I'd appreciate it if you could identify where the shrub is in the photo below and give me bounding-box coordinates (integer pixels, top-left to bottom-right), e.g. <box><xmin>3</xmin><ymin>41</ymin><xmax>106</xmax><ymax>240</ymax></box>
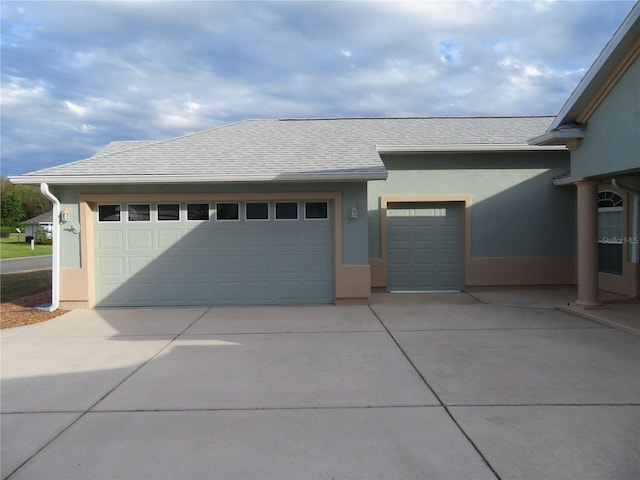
<box><xmin>1</xmin><ymin>226</ymin><xmax>14</xmax><ymax>238</ymax></box>
<box><xmin>35</xmin><ymin>228</ymin><xmax>51</xmax><ymax>245</ymax></box>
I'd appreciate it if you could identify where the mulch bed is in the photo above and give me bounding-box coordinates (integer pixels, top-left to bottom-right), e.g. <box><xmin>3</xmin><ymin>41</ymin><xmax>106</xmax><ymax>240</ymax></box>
<box><xmin>0</xmin><ymin>290</ymin><xmax>68</xmax><ymax>329</ymax></box>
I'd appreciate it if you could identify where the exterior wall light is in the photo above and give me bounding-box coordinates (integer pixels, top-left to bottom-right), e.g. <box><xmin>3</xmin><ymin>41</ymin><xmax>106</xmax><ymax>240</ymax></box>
<box><xmin>350</xmin><ymin>204</ymin><xmax>358</xmax><ymax>219</ymax></box>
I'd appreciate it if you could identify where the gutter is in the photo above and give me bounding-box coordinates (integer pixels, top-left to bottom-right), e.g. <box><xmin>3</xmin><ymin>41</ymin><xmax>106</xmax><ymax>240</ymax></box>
<box><xmin>38</xmin><ymin>183</ymin><xmax>60</xmax><ymax>312</ymax></box>
<box><xmin>9</xmin><ymin>171</ymin><xmax>388</xmax><ymax>185</ymax></box>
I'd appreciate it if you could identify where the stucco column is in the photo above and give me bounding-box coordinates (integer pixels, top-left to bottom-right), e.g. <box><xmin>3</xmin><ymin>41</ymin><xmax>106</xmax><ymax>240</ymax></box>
<box><xmin>575</xmin><ymin>180</ymin><xmax>601</xmax><ymax>307</ymax></box>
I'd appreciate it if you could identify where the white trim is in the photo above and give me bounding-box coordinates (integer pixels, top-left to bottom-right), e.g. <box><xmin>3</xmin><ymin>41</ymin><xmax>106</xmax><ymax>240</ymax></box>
<box><xmin>9</xmin><ymin>171</ymin><xmax>388</xmax><ymax>185</ymax></box>
<box><xmin>375</xmin><ymin>144</ymin><xmax>567</xmax><ymax>153</ymax></box>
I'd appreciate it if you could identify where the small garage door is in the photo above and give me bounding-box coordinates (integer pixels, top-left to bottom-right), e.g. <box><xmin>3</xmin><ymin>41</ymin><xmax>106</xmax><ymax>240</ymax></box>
<box><xmin>387</xmin><ymin>202</ymin><xmax>463</xmax><ymax>291</ymax></box>
<box><xmin>94</xmin><ymin>200</ymin><xmax>334</xmax><ymax>306</ymax></box>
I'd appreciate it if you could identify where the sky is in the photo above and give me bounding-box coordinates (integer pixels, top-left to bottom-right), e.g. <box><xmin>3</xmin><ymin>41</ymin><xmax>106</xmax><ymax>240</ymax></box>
<box><xmin>1</xmin><ymin>0</ymin><xmax>636</xmax><ymax>177</ymax></box>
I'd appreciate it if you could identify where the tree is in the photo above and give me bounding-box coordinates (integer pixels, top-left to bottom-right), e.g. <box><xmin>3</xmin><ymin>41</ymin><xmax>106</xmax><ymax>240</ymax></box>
<box><xmin>0</xmin><ymin>191</ymin><xmax>25</xmax><ymax>228</ymax></box>
<box><xmin>0</xmin><ymin>176</ymin><xmax>51</xmax><ymax>225</ymax></box>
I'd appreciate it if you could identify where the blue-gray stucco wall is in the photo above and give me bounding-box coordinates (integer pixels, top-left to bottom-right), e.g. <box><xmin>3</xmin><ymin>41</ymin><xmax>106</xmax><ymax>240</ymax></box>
<box><xmin>368</xmin><ymin>152</ymin><xmax>575</xmax><ymax>258</ymax></box>
<box><xmin>572</xmin><ymin>56</ymin><xmax>640</xmax><ymax>178</ymax></box>
<box><xmin>52</xmin><ymin>182</ymin><xmax>369</xmax><ymax>269</ymax></box>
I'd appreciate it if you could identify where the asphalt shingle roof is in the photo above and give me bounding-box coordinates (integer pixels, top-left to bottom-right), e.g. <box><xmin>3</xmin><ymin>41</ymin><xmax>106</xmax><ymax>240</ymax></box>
<box><xmin>14</xmin><ymin>117</ymin><xmax>555</xmax><ymax>183</ymax></box>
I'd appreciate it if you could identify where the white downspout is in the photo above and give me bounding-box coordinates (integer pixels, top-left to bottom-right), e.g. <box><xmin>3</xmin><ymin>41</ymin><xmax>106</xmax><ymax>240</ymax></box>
<box><xmin>39</xmin><ymin>183</ymin><xmax>60</xmax><ymax>312</ymax></box>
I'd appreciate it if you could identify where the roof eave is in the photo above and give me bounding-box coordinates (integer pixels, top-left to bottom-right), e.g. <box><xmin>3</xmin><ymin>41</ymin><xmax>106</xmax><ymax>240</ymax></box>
<box><xmin>376</xmin><ymin>144</ymin><xmax>567</xmax><ymax>153</ymax></box>
<box><xmin>527</xmin><ymin>127</ymin><xmax>586</xmax><ymax>146</ymax></box>
<box><xmin>8</xmin><ymin>171</ymin><xmax>388</xmax><ymax>186</ymax></box>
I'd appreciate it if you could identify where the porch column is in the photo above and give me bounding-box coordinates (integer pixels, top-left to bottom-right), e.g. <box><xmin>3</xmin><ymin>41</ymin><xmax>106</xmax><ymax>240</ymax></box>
<box><xmin>575</xmin><ymin>180</ymin><xmax>601</xmax><ymax>307</ymax></box>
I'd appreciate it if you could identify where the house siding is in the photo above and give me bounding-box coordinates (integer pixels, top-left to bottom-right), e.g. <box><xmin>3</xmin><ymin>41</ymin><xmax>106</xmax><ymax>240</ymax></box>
<box><xmin>368</xmin><ymin>151</ymin><xmax>576</xmax><ymax>288</ymax></box>
<box><xmin>571</xmin><ymin>56</ymin><xmax>640</xmax><ymax>179</ymax></box>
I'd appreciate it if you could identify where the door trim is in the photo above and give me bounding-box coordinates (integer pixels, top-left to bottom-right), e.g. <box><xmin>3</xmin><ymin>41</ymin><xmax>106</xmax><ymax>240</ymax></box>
<box><xmin>78</xmin><ymin>192</ymin><xmax>343</xmax><ymax>308</ymax></box>
<box><xmin>379</xmin><ymin>195</ymin><xmax>472</xmax><ymax>290</ymax></box>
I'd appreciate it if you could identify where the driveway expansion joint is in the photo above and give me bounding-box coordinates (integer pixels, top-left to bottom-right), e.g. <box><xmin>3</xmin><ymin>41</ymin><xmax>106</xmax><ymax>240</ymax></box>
<box><xmin>2</xmin><ymin>307</ymin><xmax>213</xmax><ymax>480</ymax></box>
<box><xmin>367</xmin><ymin>306</ymin><xmax>503</xmax><ymax>480</ymax></box>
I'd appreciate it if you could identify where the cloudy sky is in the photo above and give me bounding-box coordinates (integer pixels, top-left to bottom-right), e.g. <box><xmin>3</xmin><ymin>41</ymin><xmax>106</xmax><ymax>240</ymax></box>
<box><xmin>1</xmin><ymin>0</ymin><xmax>635</xmax><ymax>176</ymax></box>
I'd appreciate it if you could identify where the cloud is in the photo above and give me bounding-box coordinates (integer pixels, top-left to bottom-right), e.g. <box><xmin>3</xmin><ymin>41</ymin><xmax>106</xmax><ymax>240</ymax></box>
<box><xmin>0</xmin><ymin>0</ymin><xmax>635</xmax><ymax>175</ymax></box>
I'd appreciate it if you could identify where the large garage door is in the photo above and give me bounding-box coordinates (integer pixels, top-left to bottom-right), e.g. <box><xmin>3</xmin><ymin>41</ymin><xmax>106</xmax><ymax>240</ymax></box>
<box><xmin>387</xmin><ymin>202</ymin><xmax>463</xmax><ymax>291</ymax></box>
<box><xmin>94</xmin><ymin>200</ymin><xmax>334</xmax><ymax>306</ymax></box>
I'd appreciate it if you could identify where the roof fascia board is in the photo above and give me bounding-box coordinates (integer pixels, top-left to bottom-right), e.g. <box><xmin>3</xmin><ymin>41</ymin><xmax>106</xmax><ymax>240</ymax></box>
<box><xmin>527</xmin><ymin>127</ymin><xmax>586</xmax><ymax>146</ymax></box>
<box><xmin>550</xmin><ymin>3</ymin><xmax>640</xmax><ymax>130</ymax></box>
<box><xmin>376</xmin><ymin>144</ymin><xmax>567</xmax><ymax>153</ymax></box>
<box><xmin>8</xmin><ymin>171</ymin><xmax>388</xmax><ymax>185</ymax></box>
<box><xmin>553</xmin><ymin>175</ymin><xmax>585</xmax><ymax>186</ymax></box>
<box><xmin>576</xmin><ymin>34</ymin><xmax>640</xmax><ymax>124</ymax></box>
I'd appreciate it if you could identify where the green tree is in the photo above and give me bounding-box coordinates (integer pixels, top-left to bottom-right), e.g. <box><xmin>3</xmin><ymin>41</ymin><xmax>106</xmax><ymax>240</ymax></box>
<box><xmin>0</xmin><ymin>176</ymin><xmax>51</xmax><ymax>224</ymax></box>
<box><xmin>1</xmin><ymin>191</ymin><xmax>25</xmax><ymax>227</ymax></box>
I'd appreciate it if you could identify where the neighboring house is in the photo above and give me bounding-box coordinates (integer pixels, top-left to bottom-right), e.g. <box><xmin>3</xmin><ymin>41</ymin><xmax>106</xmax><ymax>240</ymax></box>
<box><xmin>21</xmin><ymin>211</ymin><xmax>53</xmax><ymax>239</ymax></box>
<box><xmin>9</xmin><ymin>4</ymin><xmax>639</xmax><ymax>309</ymax></box>
<box><xmin>529</xmin><ymin>2</ymin><xmax>640</xmax><ymax>306</ymax></box>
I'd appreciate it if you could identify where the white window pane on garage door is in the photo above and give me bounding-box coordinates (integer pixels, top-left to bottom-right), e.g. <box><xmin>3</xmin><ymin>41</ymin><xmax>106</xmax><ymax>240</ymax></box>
<box><xmin>94</xmin><ymin>201</ymin><xmax>334</xmax><ymax>306</ymax></box>
<box><xmin>387</xmin><ymin>202</ymin><xmax>463</xmax><ymax>292</ymax></box>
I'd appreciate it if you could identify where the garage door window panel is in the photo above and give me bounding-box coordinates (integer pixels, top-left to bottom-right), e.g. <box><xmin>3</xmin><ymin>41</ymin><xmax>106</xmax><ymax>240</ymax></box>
<box><xmin>216</xmin><ymin>203</ymin><xmax>240</xmax><ymax>221</ymax></box>
<box><xmin>128</xmin><ymin>204</ymin><xmax>151</xmax><ymax>222</ymax></box>
<box><xmin>158</xmin><ymin>204</ymin><xmax>180</xmax><ymax>221</ymax></box>
<box><xmin>98</xmin><ymin>204</ymin><xmax>121</xmax><ymax>222</ymax></box>
<box><xmin>187</xmin><ymin>203</ymin><xmax>210</xmax><ymax>221</ymax></box>
<box><xmin>276</xmin><ymin>202</ymin><xmax>298</xmax><ymax>220</ymax></box>
<box><xmin>305</xmin><ymin>202</ymin><xmax>328</xmax><ymax>220</ymax></box>
<box><xmin>246</xmin><ymin>202</ymin><xmax>269</xmax><ymax>221</ymax></box>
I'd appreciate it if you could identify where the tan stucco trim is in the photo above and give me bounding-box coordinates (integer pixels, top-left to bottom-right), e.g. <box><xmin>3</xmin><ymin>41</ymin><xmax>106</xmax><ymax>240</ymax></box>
<box><xmin>577</xmin><ymin>35</ymin><xmax>640</xmax><ymax>124</ymax></box>
<box><xmin>335</xmin><ymin>265</ymin><xmax>371</xmax><ymax>303</ymax></box>
<box><xmin>71</xmin><ymin>192</ymin><xmax>347</xmax><ymax>308</ymax></box>
<box><xmin>465</xmin><ymin>257</ymin><xmax>576</xmax><ymax>286</ymax></box>
<box><xmin>369</xmin><ymin>258</ymin><xmax>387</xmax><ymax>288</ymax></box>
<box><xmin>376</xmin><ymin>195</ymin><xmax>472</xmax><ymax>289</ymax></box>
<box><xmin>79</xmin><ymin>201</ymin><xmax>95</xmax><ymax>307</ymax></box>
<box><xmin>59</xmin><ymin>268</ymin><xmax>89</xmax><ymax>305</ymax></box>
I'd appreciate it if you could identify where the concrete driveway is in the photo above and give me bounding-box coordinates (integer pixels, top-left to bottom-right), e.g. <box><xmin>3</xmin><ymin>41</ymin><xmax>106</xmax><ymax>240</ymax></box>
<box><xmin>2</xmin><ymin>293</ymin><xmax>638</xmax><ymax>479</ymax></box>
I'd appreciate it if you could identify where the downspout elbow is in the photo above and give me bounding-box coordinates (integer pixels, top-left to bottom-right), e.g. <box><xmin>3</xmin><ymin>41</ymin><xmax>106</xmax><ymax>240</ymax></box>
<box><xmin>39</xmin><ymin>183</ymin><xmax>60</xmax><ymax>312</ymax></box>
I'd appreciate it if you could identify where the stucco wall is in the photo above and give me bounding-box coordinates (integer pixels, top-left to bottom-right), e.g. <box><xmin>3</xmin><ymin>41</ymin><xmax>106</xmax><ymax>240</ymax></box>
<box><xmin>52</xmin><ymin>182</ymin><xmax>369</xmax><ymax>270</ymax></box>
<box><xmin>571</xmin><ymin>56</ymin><xmax>640</xmax><ymax>178</ymax></box>
<box><xmin>367</xmin><ymin>152</ymin><xmax>574</xmax><ymax>260</ymax></box>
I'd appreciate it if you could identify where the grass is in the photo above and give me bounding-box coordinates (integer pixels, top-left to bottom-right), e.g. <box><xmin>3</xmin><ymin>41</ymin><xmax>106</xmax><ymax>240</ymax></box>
<box><xmin>0</xmin><ymin>269</ymin><xmax>52</xmax><ymax>302</ymax></box>
<box><xmin>0</xmin><ymin>235</ymin><xmax>52</xmax><ymax>259</ymax></box>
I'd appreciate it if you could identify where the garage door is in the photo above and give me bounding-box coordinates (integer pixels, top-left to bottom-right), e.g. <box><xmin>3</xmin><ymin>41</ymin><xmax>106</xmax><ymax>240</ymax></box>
<box><xmin>387</xmin><ymin>202</ymin><xmax>463</xmax><ymax>291</ymax></box>
<box><xmin>94</xmin><ymin>200</ymin><xmax>334</xmax><ymax>306</ymax></box>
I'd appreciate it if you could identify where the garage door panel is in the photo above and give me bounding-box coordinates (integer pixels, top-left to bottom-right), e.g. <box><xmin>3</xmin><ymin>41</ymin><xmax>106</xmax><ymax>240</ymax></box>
<box><xmin>246</xmin><ymin>255</ymin><xmax>274</xmax><ymax>274</ymax></box>
<box><xmin>244</xmin><ymin>282</ymin><xmax>275</xmax><ymax>303</ymax></box>
<box><xmin>127</xmin><ymin>230</ymin><xmax>154</xmax><ymax>250</ymax></box>
<box><xmin>157</xmin><ymin>229</ymin><xmax>183</xmax><ymax>249</ymax></box>
<box><xmin>97</xmin><ymin>231</ymin><xmax>123</xmax><ymax>250</ymax></box>
<box><xmin>98</xmin><ymin>257</ymin><xmax>125</xmax><ymax>277</ymax></box>
<box><xmin>128</xmin><ymin>256</ymin><xmax>154</xmax><ymax>276</ymax></box>
<box><xmin>304</xmin><ymin>254</ymin><xmax>331</xmax><ymax>273</ymax></box>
